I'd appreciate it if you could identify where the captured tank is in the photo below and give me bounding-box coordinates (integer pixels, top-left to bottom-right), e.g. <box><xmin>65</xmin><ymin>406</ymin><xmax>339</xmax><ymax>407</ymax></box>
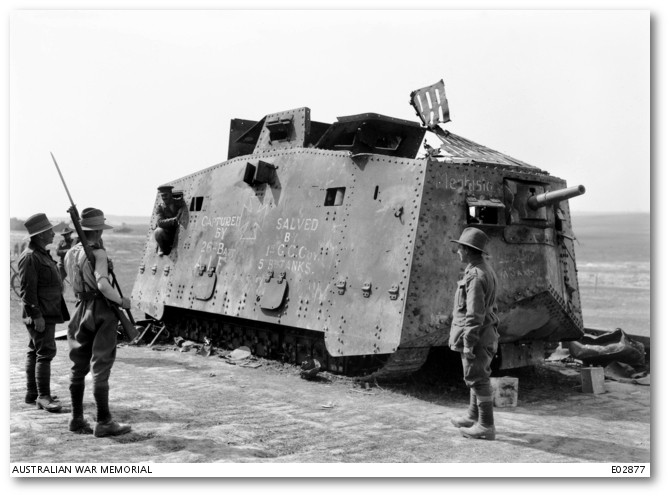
<box><xmin>131</xmin><ymin>80</ymin><xmax>586</xmax><ymax>377</ymax></box>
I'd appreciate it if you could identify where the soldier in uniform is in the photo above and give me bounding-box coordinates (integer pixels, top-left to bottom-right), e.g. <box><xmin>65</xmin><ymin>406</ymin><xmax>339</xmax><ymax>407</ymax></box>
<box><xmin>153</xmin><ymin>185</ymin><xmax>186</xmax><ymax>256</ymax></box>
<box><xmin>64</xmin><ymin>208</ymin><xmax>132</xmax><ymax>437</ymax></box>
<box><xmin>448</xmin><ymin>227</ymin><xmax>499</xmax><ymax>441</ymax></box>
<box><xmin>56</xmin><ymin>227</ymin><xmax>74</xmax><ymax>280</ymax></box>
<box><xmin>18</xmin><ymin>213</ymin><xmax>69</xmax><ymax>413</ymax></box>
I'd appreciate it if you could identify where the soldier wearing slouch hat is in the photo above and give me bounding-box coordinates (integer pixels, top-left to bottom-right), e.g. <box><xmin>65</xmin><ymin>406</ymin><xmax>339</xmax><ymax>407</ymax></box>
<box><xmin>18</xmin><ymin>213</ymin><xmax>69</xmax><ymax>413</ymax></box>
<box><xmin>64</xmin><ymin>207</ymin><xmax>132</xmax><ymax>437</ymax></box>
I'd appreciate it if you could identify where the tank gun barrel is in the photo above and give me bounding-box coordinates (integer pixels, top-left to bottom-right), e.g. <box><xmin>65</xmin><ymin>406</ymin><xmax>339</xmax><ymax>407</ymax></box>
<box><xmin>528</xmin><ymin>185</ymin><xmax>586</xmax><ymax>210</ymax></box>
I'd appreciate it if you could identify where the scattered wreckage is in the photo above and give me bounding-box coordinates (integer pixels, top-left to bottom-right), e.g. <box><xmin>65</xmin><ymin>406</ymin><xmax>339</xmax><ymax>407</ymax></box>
<box><xmin>131</xmin><ymin>80</ymin><xmax>590</xmax><ymax>378</ymax></box>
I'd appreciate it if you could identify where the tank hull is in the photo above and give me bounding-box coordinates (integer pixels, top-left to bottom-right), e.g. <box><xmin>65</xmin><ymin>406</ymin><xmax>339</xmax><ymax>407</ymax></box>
<box><xmin>132</xmin><ymin>109</ymin><xmax>584</xmax><ymax>375</ymax></box>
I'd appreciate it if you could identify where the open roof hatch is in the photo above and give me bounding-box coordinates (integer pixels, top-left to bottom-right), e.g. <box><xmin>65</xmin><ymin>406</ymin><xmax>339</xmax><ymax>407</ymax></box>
<box><xmin>410</xmin><ymin>79</ymin><xmax>452</xmax><ymax>144</ymax></box>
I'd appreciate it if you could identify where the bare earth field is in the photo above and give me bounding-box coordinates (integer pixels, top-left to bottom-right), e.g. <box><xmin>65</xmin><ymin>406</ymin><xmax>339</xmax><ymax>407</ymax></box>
<box><xmin>572</xmin><ymin>213</ymin><xmax>650</xmax><ymax>336</ymax></box>
<box><xmin>6</xmin><ymin>214</ymin><xmax>651</xmax><ymax>472</ymax></box>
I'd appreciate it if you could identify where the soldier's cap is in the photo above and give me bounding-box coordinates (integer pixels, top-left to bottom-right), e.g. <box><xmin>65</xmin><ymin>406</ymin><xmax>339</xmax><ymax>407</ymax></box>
<box><xmin>23</xmin><ymin>213</ymin><xmax>54</xmax><ymax>239</ymax></box>
<box><xmin>157</xmin><ymin>185</ymin><xmax>174</xmax><ymax>193</ymax></box>
<box><xmin>451</xmin><ymin>227</ymin><xmax>489</xmax><ymax>255</ymax></box>
<box><xmin>60</xmin><ymin>227</ymin><xmax>74</xmax><ymax>236</ymax></box>
<box><xmin>80</xmin><ymin>207</ymin><xmax>114</xmax><ymax>231</ymax></box>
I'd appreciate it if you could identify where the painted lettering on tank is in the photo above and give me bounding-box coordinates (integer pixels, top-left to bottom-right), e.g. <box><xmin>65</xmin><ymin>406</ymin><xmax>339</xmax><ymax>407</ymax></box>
<box><xmin>257</xmin><ymin>257</ymin><xmax>313</xmax><ymax>275</ymax></box>
<box><xmin>445</xmin><ymin>173</ymin><xmax>493</xmax><ymax>192</ymax></box>
<box><xmin>275</xmin><ymin>217</ymin><xmax>319</xmax><ymax>231</ymax></box>
<box><xmin>239</xmin><ymin>221</ymin><xmax>261</xmax><ymax>241</ymax></box>
<box><xmin>200</xmin><ymin>215</ymin><xmax>242</xmax><ymax>228</ymax></box>
<box><xmin>200</xmin><ymin>240</ymin><xmax>236</xmax><ymax>260</ymax></box>
<box><xmin>265</xmin><ymin>244</ymin><xmax>322</xmax><ymax>261</ymax></box>
<box><xmin>498</xmin><ymin>268</ymin><xmax>536</xmax><ymax>279</ymax></box>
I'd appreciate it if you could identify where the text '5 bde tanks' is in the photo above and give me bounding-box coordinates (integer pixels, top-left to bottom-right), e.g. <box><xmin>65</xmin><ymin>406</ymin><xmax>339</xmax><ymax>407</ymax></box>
<box><xmin>131</xmin><ymin>80</ymin><xmax>586</xmax><ymax>378</ymax></box>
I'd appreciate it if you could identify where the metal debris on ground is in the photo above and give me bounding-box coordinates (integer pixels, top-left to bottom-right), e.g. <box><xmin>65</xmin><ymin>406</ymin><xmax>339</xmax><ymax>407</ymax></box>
<box><xmin>568</xmin><ymin>328</ymin><xmax>646</xmax><ymax>367</ymax></box>
<box><xmin>179</xmin><ymin>340</ymin><xmax>196</xmax><ymax>353</ymax></box>
<box><xmin>225</xmin><ymin>346</ymin><xmax>252</xmax><ymax>362</ymax></box>
<box><xmin>320</xmin><ymin>401</ymin><xmax>335</xmax><ymax>409</ymax></box>
<box><xmin>300</xmin><ymin>359</ymin><xmax>321</xmax><ymax>379</ymax></box>
<box><xmin>150</xmin><ymin>345</ymin><xmax>171</xmax><ymax>352</ymax></box>
<box><xmin>239</xmin><ymin>361</ymin><xmax>262</xmax><ymax>369</ymax></box>
<box><xmin>604</xmin><ymin>361</ymin><xmax>650</xmax><ymax>386</ymax></box>
<box><xmin>373</xmin><ymin>379</ymin><xmax>387</xmax><ymax>392</ymax></box>
<box><xmin>546</xmin><ymin>347</ymin><xmax>572</xmax><ymax>362</ymax></box>
<box><xmin>349</xmin><ymin>388</ymin><xmax>375</xmax><ymax>395</ymax></box>
<box><xmin>197</xmin><ymin>337</ymin><xmax>213</xmax><ymax>357</ymax></box>
<box><xmin>220</xmin><ymin>346</ymin><xmax>258</xmax><ymax>366</ymax></box>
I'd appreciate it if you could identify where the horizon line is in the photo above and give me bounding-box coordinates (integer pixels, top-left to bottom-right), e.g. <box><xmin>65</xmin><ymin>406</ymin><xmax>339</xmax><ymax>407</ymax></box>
<box><xmin>8</xmin><ymin>210</ymin><xmax>651</xmax><ymax>223</ymax></box>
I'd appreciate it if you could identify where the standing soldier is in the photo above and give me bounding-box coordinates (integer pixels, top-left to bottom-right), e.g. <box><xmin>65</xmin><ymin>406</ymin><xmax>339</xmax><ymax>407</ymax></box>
<box><xmin>56</xmin><ymin>227</ymin><xmax>74</xmax><ymax>280</ymax></box>
<box><xmin>448</xmin><ymin>227</ymin><xmax>499</xmax><ymax>441</ymax></box>
<box><xmin>64</xmin><ymin>207</ymin><xmax>132</xmax><ymax>437</ymax></box>
<box><xmin>18</xmin><ymin>213</ymin><xmax>69</xmax><ymax>412</ymax></box>
<box><xmin>153</xmin><ymin>185</ymin><xmax>186</xmax><ymax>256</ymax></box>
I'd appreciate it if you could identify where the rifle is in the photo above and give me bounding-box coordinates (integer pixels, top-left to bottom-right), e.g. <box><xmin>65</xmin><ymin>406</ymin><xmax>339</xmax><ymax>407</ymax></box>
<box><xmin>50</xmin><ymin>152</ymin><xmax>139</xmax><ymax>341</ymax></box>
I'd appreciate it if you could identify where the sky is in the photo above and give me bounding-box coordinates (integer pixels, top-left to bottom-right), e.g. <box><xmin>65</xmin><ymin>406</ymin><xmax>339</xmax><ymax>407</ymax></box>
<box><xmin>6</xmin><ymin>8</ymin><xmax>650</xmax><ymax>220</ymax></box>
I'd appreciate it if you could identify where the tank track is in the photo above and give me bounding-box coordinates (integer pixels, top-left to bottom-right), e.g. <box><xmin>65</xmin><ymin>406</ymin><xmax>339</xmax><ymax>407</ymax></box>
<box><xmin>146</xmin><ymin>307</ymin><xmax>394</xmax><ymax>377</ymax></box>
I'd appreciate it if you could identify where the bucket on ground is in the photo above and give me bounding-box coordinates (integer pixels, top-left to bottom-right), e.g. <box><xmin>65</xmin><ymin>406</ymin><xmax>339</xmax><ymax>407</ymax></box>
<box><xmin>581</xmin><ymin>366</ymin><xmax>606</xmax><ymax>394</ymax></box>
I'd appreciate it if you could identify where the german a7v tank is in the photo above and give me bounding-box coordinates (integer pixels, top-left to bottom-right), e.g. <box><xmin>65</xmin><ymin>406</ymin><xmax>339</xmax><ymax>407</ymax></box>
<box><xmin>131</xmin><ymin>80</ymin><xmax>586</xmax><ymax>377</ymax></box>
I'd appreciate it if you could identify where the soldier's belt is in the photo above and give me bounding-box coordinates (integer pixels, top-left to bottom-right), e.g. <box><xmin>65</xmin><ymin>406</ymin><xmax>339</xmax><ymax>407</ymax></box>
<box><xmin>75</xmin><ymin>291</ymin><xmax>102</xmax><ymax>301</ymax></box>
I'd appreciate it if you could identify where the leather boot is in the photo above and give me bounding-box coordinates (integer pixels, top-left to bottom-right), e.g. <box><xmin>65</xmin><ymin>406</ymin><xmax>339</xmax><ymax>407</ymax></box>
<box><xmin>460</xmin><ymin>400</ymin><xmax>496</xmax><ymax>440</ymax></box>
<box><xmin>92</xmin><ymin>385</ymin><xmax>131</xmax><ymax>437</ymax></box>
<box><xmin>69</xmin><ymin>417</ymin><xmax>93</xmax><ymax>434</ymax></box>
<box><xmin>451</xmin><ymin>389</ymin><xmax>478</xmax><ymax>428</ymax></box>
<box><xmin>35</xmin><ymin>362</ymin><xmax>61</xmax><ymax>412</ymax></box>
<box><xmin>93</xmin><ymin>385</ymin><xmax>112</xmax><ymax>425</ymax></box>
<box><xmin>94</xmin><ymin>420</ymin><xmax>132</xmax><ymax>438</ymax></box>
<box><xmin>70</xmin><ymin>383</ymin><xmax>85</xmax><ymax>420</ymax></box>
<box><xmin>35</xmin><ymin>361</ymin><xmax>52</xmax><ymax>399</ymax></box>
<box><xmin>25</xmin><ymin>354</ymin><xmax>37</xmax><ymax>404</ymax></box>
<box><xmin>36</xmin><ymin>396</ymin><xmax>62</xmax><ymax>413</ymax></box>
<box><xmin>69</xmin><ymin>382</ymin><xmax>91</xmax><ymax>433</ymax></box>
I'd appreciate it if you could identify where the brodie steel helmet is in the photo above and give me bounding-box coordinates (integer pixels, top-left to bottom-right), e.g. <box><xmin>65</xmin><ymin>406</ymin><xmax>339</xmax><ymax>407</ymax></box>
<box><xmin>451</xmin><ymin>227</ymin><xmax>489</xmax><ymax>254</ymax></box>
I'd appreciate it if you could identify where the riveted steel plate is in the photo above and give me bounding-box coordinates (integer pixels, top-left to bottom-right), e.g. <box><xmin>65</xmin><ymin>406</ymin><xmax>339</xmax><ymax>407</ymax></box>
<box><xmin>260</xmin><ymin>279</ymin><xmax>288</xmax><ymax>310</ymax></box>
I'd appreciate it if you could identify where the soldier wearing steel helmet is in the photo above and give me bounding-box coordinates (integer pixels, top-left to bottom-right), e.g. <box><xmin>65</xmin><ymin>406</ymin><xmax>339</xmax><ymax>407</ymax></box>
<box><xmin>448</xmin><ymin>227</ymin><xmax>500</xmax><ymax>441</ymax></box>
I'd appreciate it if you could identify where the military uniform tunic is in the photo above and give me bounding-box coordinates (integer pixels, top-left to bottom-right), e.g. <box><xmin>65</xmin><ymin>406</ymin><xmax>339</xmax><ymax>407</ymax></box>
<box><xmin>19</xmin><ymin>242</ymin><xmax>68</xmax><ymax>325</ymax></box>
<box><xmin>56</xmin><ymin>238</ymin><xmax>73</xmax><ymax>264</ymax></box>
<box><xmin>18</xmin><ymin>241</ymin><xmax>69</xmax><ymax>399</ymax></box>
<box><xmin>64</xmin><ymin>242</ymin><xmax>118</xmax><ymax>389</ymax></box>
<box><xmin>155</xmin><ymin>198</ymin><xmax>186</xmax><ymax>229</ymax></box>
<box><xmin>56</xmin><ymin>238</ymin><xmax>73</xmax><ymax>279</ymax></box>
<box><xmin>154</xmin><ymin>198</ymin><xmax>186</xmax><ymax>254</ymax></box>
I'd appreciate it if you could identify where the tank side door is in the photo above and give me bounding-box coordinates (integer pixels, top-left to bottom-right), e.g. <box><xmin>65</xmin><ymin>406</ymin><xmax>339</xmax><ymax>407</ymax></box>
<box><xmin>324</xmin><ymin>156</ymin><xmax>425</xmax><ymax>357</ymax></box>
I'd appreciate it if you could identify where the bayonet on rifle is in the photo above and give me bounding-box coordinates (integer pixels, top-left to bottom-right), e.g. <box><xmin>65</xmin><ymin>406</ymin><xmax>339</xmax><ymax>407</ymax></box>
<box><xmin>50</xmin><ymin>152</ymin><xmax>138</xmax><ymax>341</ymax></box>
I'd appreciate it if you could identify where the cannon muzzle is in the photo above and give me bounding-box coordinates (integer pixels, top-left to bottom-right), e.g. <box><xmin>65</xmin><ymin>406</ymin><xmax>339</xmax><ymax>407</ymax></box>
<box><xmin>528</xmin><ymin>185</ymin><xmax>586</xmax><ymax>210</ymax></box>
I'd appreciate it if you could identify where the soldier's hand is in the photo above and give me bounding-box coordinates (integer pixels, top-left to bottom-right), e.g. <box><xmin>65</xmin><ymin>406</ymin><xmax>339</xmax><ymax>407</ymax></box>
<box><xmin>107</xmin><ymin>259</ymin><xmax>114</xmax><ymax>272</ymax></box>
<box><xmin>34</xmin><ymin>317</ymin><xmax>46</xmax><ymax>333</ymax></box>
<box><xmin>463</xmin><ymin>347</ymin><xmax>476</xmax><ymax>360</ymax></box>
<box><xmin>120</xmin><ymin>297</ymin><xmax>131</xmax><ymax>310</ymax></box>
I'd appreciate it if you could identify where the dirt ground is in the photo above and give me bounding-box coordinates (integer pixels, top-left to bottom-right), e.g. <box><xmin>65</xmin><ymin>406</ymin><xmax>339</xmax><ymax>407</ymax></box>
<box><xmin>7</xmin><ymin>291</ymin><xmax>650</xmax><ymax>471</ymax></box>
